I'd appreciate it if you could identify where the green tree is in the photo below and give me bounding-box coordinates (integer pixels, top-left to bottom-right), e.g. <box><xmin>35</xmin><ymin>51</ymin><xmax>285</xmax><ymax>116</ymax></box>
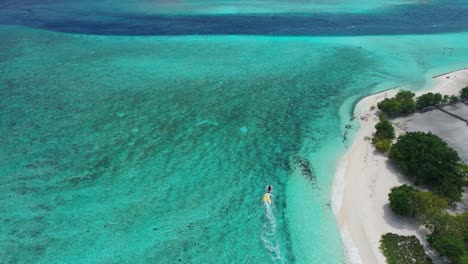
<box><xmin>460</xmin><ymin>87</ymin><xmax>468</xmax><ymax>99</ymax></box>
<box><xmin>389</xmin><ymin>132</ymin><xmax>464</xmax><ymax>201</ymax></box>
<box><xmin>386</xmin><ymin>186</ymin><xmax>467</xmax><ymax>263</ymax></box>
<box><xmin>388</xmin><ymin>185</ymin><xmax>418</xmax><ymax>216</ymax></box>
<box><xmin>416</xmin><ymin>94</ymin><xmax>431</xmax><ymax>109</ymax></box>
<box><xmin>412</xmin><ymin>192</ymin><xmax>450</xmax><ymax>237</ymax></box>
<box><xmin>374</xmin><ymin>118</ymin><xmax>395</xmax><ymax>140</ymax></box>
<box><xmin>412</xmin><ymin>191</ymin><xmax>449</xmax><ymax>220</ymax></box>
<box><xmin>378</xmin><ymin>98</ymin><xmax>401</xmax><ymax>117</ymax></box>
<box><xmin>395</xmin><ymin>90</ymin><xmax>416</xmax><ymax>101</ymax></box>
<box><xmin>430</xmin><ymin>232</ymin><xmax>464</xmax><ymax>263</ymax></box>
<box><xmin>449</xmin><ymin>95</ymin><xmax>460</xmax><ymax>104</ymax></box>
<box><xmin>397</xmin><ymin>91</ymin><xmax>417</xmax><ymax>115</ymax></box>
<box><xmin>457</xmin><ymin>163</ymin><xmax>468</xmax><ymax>185</ymax></box>
<box><xmin>380</xmin><ymin>233</ymin><xmax>432</xmax><ymax>264</ymax></box>
<box><xmin>442</xmin><ymin>94</ymin><xmax>449</xmax><ymax>104</ymax></box>
<box><xmin>373</xmin><ymin>138</ymin><xmax>392</xmax><ymax>153</ymax></box>
<box><xmin>416</xmin><ymin>92</ymin><xmax>443</xmax><ymax>109</ymax></box>
<box><xmin>462</xmin><ymin>212</ymin><xmax>468</xmax><ymax>262</ymax></box>
<box><xmin>433</xmin><ymin>93</ymin><xmax>443</xmax><ymax>105</ymax></box>
<box><xmin>377</xmin><ymin>90</ymin><xmax>416</xmax><ymax>117</ymax></box>
<box><xmin>421</xmin><ymin>208</ymin><xmax>465</xmax><ymax>263</ymax></box>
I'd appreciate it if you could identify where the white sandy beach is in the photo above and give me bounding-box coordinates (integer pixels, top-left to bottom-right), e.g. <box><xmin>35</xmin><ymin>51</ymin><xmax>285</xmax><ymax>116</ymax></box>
<box><xmin>333</xmin><ymin>68</ymin><xmax>468</xmax><ymax>264</ymax></box>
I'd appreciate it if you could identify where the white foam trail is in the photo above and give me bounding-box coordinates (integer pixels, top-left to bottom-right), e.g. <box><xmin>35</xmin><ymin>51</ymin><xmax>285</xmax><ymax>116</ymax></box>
<box><xmin>261</xmin><ymin>200</ymin><xmax>283</xmax><ymax>263</ymax></box>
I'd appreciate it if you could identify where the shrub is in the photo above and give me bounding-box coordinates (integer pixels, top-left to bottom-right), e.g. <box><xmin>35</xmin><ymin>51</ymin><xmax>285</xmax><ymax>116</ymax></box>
<box><xmin>449</xmin><ymin>95</ymin><xmax>460</xmax><ymax>104</ymax></box>
<box><xmin>380</xmin><ymin>233</ymin><xmax>432</xmax><ymax>264</ymax></box>
<box><xmin>416</xmin><ymin>92</ymin><xmax>443</xmax><ymax>109</ymax></box>
<box><xmin>412</xmin><ymin>191</ymin><xmax>449</xmax><ymax>220</ymax></box>
<box><xmin>433</xmin><ymin>93</ymin><xmax>442</xmax><ymax>105</ymax></box>
<box><xmin>377</xmin><ymin>90</ymin><xmax>416</xmax><ymax>117</ymax></box>
<box><xmin>430</xmin><ymin>233</ymin><xmax>464</xmax><ymax>264</ymax></box>
<box><xmin>388</xmin><ymin>185</ymin><xmax>449</xmax><ymax>219</ymax></box>
<box><xmin>460</xmin><ymin>87</ymin><xmax>468</xmax><ymax>99</ymax></box>
<box><xmin>378</xmin><ymin>114</ymin><xmax>387</xmax><ymax>121</ymax></box>
<box><xmin>374</xmin><ymin>118</ymin><xmax>395</xmax><ymax>140</ymax></box>
<box><xmin>458</xmin><ymin>163</ymin><xmax>468</xmax><ymax>185</ymax></box>
<box><xmin>372</xmin><ymin>117</ymin><xmax>395</xmax><ymax>153</ymax></box>
<box><xmin>423</xmin><ymin>208</ymin><xmax>467</xmax><ymax>264</ymax></box>
<box><xmin>387</xmin><ymin>185</ymin><xmax>466</xmax><ymax>264</ymax></box>
<box><xmin>462</xmin><ymin>254</ymin><xmax>468</xmax><ymax>264</ymax></box>
<box><xmin>377</xmin><ymin>98</ymin><xmax>400</xmax><ymax>117</ymax></box>
<box><xmin>389</xmin><ymin>132</ymin><xmax>464</xmax><ymax>201</ymax></box>
<box><xmin>373</xmin><ymin>138</ymin><xmax>392</xmax><ymax>153</ymax></box>
<box><xmin>388</xmin><ymin>185</ymin><xmax>417</xmax><ymax>216</ymax></box>
<box><xmin>395</xmin><ymin>90</ymin><xmax>416</xmax><ymax>101</ymax></box>
<box><xmin>396</xmin><ymin>91</ymin><xmax>417</xmax><ymax>115</ymax></box>
<box><xmin>442</xmin><ymin>94</ymin><xmax>449</xmax><ymax>104</ymax></box>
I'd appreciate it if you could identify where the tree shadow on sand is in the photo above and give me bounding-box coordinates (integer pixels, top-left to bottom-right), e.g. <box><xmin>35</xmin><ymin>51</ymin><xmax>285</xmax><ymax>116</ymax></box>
<box><xmin>384</xmin><ymin>159</ymin><xmax>408</xmax><ymax>183</ymax></box>
<box><xmin>381</xmin><ymin>160</ymin><xmax>445</xmax><ymax>263</ymax></box>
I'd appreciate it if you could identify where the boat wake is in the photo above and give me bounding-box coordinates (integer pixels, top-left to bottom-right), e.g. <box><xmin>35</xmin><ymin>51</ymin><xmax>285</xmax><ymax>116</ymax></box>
<box><xmin>260</xmin><ymin>199</ymin><xmax>283</xmax><ymax>263</ymax></box>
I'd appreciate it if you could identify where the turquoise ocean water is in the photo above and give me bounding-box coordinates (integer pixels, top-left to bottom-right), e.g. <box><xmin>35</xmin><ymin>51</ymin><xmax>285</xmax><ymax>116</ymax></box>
<box><xmin>1</xmin><ymin>1</ymin><xmax>468</xmax><ymax>263</ymax></box>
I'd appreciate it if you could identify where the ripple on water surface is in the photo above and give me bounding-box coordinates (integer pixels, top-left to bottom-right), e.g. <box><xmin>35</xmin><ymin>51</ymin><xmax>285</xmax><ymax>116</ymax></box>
<box><xmin>1</xmin><ymin>25</ymin><xmax>468</xmax><ymax>263</ymax></box>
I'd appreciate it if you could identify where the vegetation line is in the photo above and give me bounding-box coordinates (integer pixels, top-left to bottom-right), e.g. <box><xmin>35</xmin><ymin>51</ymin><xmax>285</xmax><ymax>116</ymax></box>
<box><xmin>374</xmin><ymin>87</ymin><xmax>468</xmax><ymax>263</ymax></box>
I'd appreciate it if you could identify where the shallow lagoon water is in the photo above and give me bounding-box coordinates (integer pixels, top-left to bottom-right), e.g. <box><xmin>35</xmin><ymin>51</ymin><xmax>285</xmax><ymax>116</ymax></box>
<box><xmin>1</xmin><ymin>1</ymin><xmax>468</xmax><ymax>263</ymax></box>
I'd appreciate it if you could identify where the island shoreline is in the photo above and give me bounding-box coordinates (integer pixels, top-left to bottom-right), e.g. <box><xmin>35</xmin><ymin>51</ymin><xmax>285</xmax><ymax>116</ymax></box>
<box><xmin>332</xmin><ymin>68</ymin><xmax>468</xmax><ymax>264</ymax></box>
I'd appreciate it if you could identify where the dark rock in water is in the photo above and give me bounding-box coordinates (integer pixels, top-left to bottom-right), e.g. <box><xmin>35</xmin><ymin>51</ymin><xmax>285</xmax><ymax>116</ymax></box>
<box><xmin>345</xmin><ymin>124</ymin><xmax>352</xmax><ymax>129</ymax></box>
<box><xmin>292</xmin><ymin>155</ymin><xmax>316</xmax><ymax>184</ymax></box>
<box><xmin>25</xmin><ymin>163</ymin><xmax>37</xmax><ymax>169</ymax></box>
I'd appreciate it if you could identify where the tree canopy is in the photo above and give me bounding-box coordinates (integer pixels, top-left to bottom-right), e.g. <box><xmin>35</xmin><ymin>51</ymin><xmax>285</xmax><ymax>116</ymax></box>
<box><xmin>389</xmin><ymin>132</ymin><xmax>464</xmax><ymax>201</ymax></box>
<box><xmin>373</xmin><ymin>138</ymin><xmax>392</xmax><ymax>153</ymax></box>
<box><xmin>387</xmin><ymin>185</ymin><xmax>465</xmax><ymax>263</ymax></box>
<box><xmin>377</xmin><ymin>90</ymin><xmax>416</xmax><ymax>117</ymax></box>
<box><xmin>415</xmin><ymin>92</ymin><xmax>442</xmax><ymax>109</ymax></box>
<box><xmin>460</xmin><ymin>87</ymin><xmax>468</xmax><ymax>99</ymax></box>
<box><xmin>388</xmin><ymin>185</ymin><xmax>449</xmax><ymax>218</ymax></box>
<box><xmin>372</xmin><ymin>117</ymin><xmax>395</xmax><ymax>153</ymax></box>
<box><xmin>379</xmin><ymin>233</ymin><xmax>432</xmax><ymax>264</ymax></box>
<box><xmin>374</xmin><ymin>118</ymin><xmax>395</xmax><ymax>140</ymax></box>
<box><xmin>449</xmin><ymin>95</ymin><xmax>460</xmax><ymax>104</ymax></box>
<box><xmin>430</xmin><ymin>233</ymin><xmax>464</xmax><ymax>264</ymax></box>
<box><xmin>388</xmin><ymin>185</ymin><xmax>418</xmax><ymax>217</ymax></box>
<box><xmin>427</xmin><ymin>213</ymin><xmax>467</xmax><ymax>264</ymax></box>
<box><xmin>412</xmin><ymin>190</ymin><xmax>449</xmax><ymax>222</ymax></box>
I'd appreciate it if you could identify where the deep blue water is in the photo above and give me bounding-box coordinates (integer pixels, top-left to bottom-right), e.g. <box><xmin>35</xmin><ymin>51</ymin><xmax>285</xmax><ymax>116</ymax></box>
<box><xmin>1</xmin><ymin>1</ymin><xmax>468</xmax><ymax>36</ymax></box>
